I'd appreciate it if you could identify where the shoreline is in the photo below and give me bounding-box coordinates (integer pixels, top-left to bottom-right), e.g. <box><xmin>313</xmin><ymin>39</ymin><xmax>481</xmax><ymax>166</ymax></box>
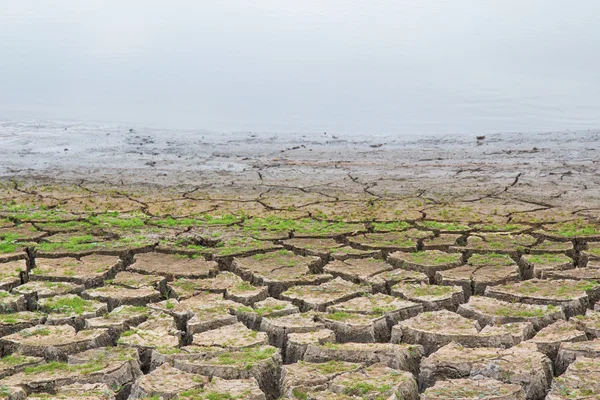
<box><xmin>0</xmin><ymin>120</ymin><xmax>598</xmax><ymax>211</ymax></box>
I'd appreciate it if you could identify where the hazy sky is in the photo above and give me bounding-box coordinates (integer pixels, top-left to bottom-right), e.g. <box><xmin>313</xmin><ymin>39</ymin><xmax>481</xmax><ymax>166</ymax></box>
<box><xmin>1</xmin><ymin>0</ymin><xmax>599</xmax><ymax>134</ymax></box>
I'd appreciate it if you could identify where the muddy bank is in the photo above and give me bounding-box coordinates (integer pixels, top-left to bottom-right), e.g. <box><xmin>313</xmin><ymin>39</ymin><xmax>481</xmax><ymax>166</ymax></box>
<box><xmin>0</xmin><ymin>121</ymin><xmax>598</xmax><ymax>209</ymax></box>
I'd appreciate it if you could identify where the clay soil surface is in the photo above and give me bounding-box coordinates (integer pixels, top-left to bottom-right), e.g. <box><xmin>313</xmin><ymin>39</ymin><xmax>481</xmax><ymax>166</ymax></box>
<box><xmin>0</xmin><ymin>126</ymin><xmax>599</xmax><ymax>398</ymax></box>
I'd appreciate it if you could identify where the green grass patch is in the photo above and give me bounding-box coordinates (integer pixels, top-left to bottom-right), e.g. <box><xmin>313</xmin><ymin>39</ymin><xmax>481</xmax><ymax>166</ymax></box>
<box><xmin>549</xmin><ymin>220</ymin><xmax>600</xmax><ymax>238</ymax></box>
<box><xmin>495</xmin><ymin>306</ymin><xmax>549</xmax><ymax>318</ymax></box>
<box><xmin>325</xmin><ymin>311</ymin><xmax>355</xmax><ymax>321</ymax></box>
<box><xmin>0</xmin><ymin>240</ymin><xmax>17</xmax><ymax>254</ymax></box>
<box><xmin>0</xmin><ymin>354</ymin><xmax>33</xmax><ymax>366</ymax></box>
<box><xmin>309</xmin><ymin>360</ymin><xmax>359</xmax><ymax>374</ymax></box>
<box><xmin>215</xmin><ymin>346</ymin><xmax>277</xmax><ymax>369</ymax></box>
<box><xmin>526</xmin><ymin>253</ymin><xmax>571</xmax><ymax>264</ymax></box>
<box><xmin>407</xmin><ymin>284</ymin><xmax>455</xmax><ymax>297</ymax></box>
<box><xmin>403</xmin><ymin>251</ymin><xmax>461</xmax><ymax>265</ymax></box>
<box><xmin>372</xmin><ymin>221</ymin><xmax>411</xmax><ymax>231</ymax></box>
<box><xmin>89</xmin><ymin>212</ymin><xmax>147</xmax><ymax>229</ymax></box>
<box><xmin>420</xmin><ymin>221</ymin><xmax>469</xmax><ymax>231</ymax></box>
<box><xmin>234</xmin><ymin>281</ymin><xmax>256</xmax><ymax>292</ymax></box>
<box><xmin>43</xmin><ymin>296</ymin><xmax>97</xmax><ymax>315</ymax></box>
<box><xmin>474</xmin><ymin>223</ymin><xmax>525</xmax><ymax>232</ymax></box>
<box><xmin>24</xmin><ymin>360</ymin><xmax>105</xmax><ymax>375</ymax></box>
<box><xmin>36</xmin><ymin>235</ymin><xmax>100</xmax><ymax>253</ymax></box>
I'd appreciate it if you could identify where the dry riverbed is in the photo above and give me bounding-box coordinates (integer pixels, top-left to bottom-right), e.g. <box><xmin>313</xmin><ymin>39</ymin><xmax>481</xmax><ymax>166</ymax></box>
<box><xmin>0</xmin><ymin>123</ymin><xmax>599</xmax><ymax>398</ymax></box>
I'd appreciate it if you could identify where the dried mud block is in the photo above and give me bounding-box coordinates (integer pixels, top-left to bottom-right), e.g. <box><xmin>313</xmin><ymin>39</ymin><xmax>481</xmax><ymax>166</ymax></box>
<box><xmin>0</xmin><ymin>325</ymin><xmax>111</xmax><ymax>361</ymax></box>
<box><xmin>174</xmin><ymin>346</ymin><xmax>281</xmax><ymax>398</ymax></box>
<box><xmin>347</xmin><ymin>230</ymin><xmax>430</xmax><ymax>253</ymax></box>
<box><xmin>0</xmin><ymin>385</ymin><xmax>26</xmax><ymax>399</ymax></box>
<box><xmin>451</xmin><ymin>233</ymin><xmax>536</xmax><ymax>257</ymax></box>
<box><xmin>323</xmin><ymin>258</ymin><xmax>393</xmax><ymax>286</ymax></box>
<box><xmin>260</xmin><ymin>312</ymin><xmax>324</xmax><ymax>348</ymax></box>
<box><xmin>231</xmin><ymin>251</ymin><xmax>331</xmax><ymax>297</ymax></box>
<box><xmin>484</xmin><ymin>279</ymin><xmax>600</xmax><ymax>319</ymax></box>
<box><xmin>0</xmin><ymin>353</ymin><xmax>43</xmax><ymax>379</ymax></box>
<box><xmin>581</xmin><ymin>241</ymin><xmax>600</xmax><ymax>267</ymax></box>
<box><xmin>330</xmin><ymin>247</ymin><xmax>382</xmax><ymax>261</ymax></box>
<box><xmin>387</xmin><ymin>250</ymin><xmax>463</xmax><ymax>280</ymax></box>
<box><xmin>555</xmin><ymin>339</ymin><xmax>600</xmax><ymax>375</ymax></box>
<box><xmin>0</xmin><ymin>249</ymin><xmax>28</xmax><ymax>264</ymax></box>
<box><xmin>11</xmin><ymin>281</ymin><xmax>84</xmax><ymax>303</ymax></box>
<box><xmin>479</xmin><ymin>321</ymin><xmax>535</xmax><ymax>345</ymax></box>
<box><xmin>329</xmin><ymin>293</ymin><xmax>423</xmax><ymax>328</ymax></box>
<box><xmin>433</xmin><ymin>264</ymin><xmax>477</xmax><ymax>298</ymax></box>
<box><xmin>180</xmin><ymin>377</ymin><xmax>266</xmax><ymax>400</ymax></box>
<box><xmin>471</xmin><ymin>265</ymin><xmax>521</xmax><ymax>296</ymax></box>
<box><xmin>128</xmin><ymin>363</ymin><xmax>207</xmax><ymax>399</ymax></box>
<box><xmin>546</xmin><ymin>357</ymin><xmax>600</xmax><ymax>399</ymax></box>
<box><xmin>110</xmin><ymin>271</ymin><xmax>167</xmax><ymax>291</ymax></box>
<box><xmin>0</xmin><ymin>348</ymin><xmax>140</xmax><ymax>396</ymax></box>
<box><xmin>285</xmin><ymin>329</ymin><xmax>335</xmax><ymax>364</ymax></box>
<box><xmin>0</xmin><ymin>291</ymin><xmax>27</xmax><ymax>313</ymax></box>
<box><xmin>192</xmin><ymin>271</ymin><xmax>269</xmax><ymax>305</ymax></box>
<box><xmin>283</xmin><ymin>388</ymin><xmax>362</xmax><ymax>399</ymax></box>
<box><xmin>369</xmin><ymin>221</ymin><xmax>413</xmax><ymax>233</ymax></box>
<box><xmin>329</xmin><ymin>364</ymin><xmax>418</xmax><ymax>400</ymax></box>
<box><xmin>0</xmin><ymin>260</ymin><xmax>26</xmax><ymax>291</ymax></box>
<box><xmin>83</xmin><ymin>305</ymin><xmax>149</xmax><ymax>333</ymax></box>
<box><xmin>538</xmin><ymin>222</ymin><xmax>600</xmax><ymax>242</ymax></box>
<box><xmin>212</xmin><ymin>237</ymin><xmax>283</xmax><ymax>259</ymax></box>
<box><xmin>280</xmin><ymin>360</ymin><xmax>361</xmax><ymax>397</ymax></box>
<box><xmin>466</xmin><ymin>253</ymin><xmax>522</xmax><ymax>292</ymax></box>
<box><xmin>82</xmin><ymin>285</ymin><xmax>162</xmax><ymax>311</ymax></box>
<box><xmin>117</xmin><ymin>313</ymin><xmax>181</xmax><ymax>369</ymax></box>
<box><xmin>29</xmin><ymin>383</ymin><xmax>116</xmax><ymax>400</ymax></box>
<box><xmin>416</xmin><ymin>221</ymin><xmax>471</xmax><ymax>234</ymax></box>
<box><xmin>421</xmin><ymin>378</ymin><xmax>526</xmax><ymax>400</ymax></box>
<box><xmin>282</xmin><ymin>238</ymin><xmax>345</xmax><ymax>259</ymax></box>
<box><xmin>392</xmin><ymin>310</ymin><xmax>513</xmax><ymax>355</ymax></box>
<box><xmin>529</xmin><ymin>239</ymin><xmax>574</xmax><ymax>256</ymax></box>
<box><xmin>368</xmin><ymin>268</ymin><xmax>428</xmax><ymax>294</ymax></box>
<box><xmin>67</xmin><ymin>346</ymin><xmax>142</xmax><ymax>378</ymax></box>
<box><xmin>38</xmin><ymin>294</ymin><xmax>108</xmax><ymax>329</ymax></box>
<box><xmin>421</xmin><ymin>233</ymin><xmax>462</xmax><ymax>250</ymax></box>
<box><xmin>391</xmin><ymin>282</ymin><xmax>464</xmax><ymax>312</ymax></box>
<box><xmin>570</xmin><ymin>310</ymin><xmax>600</xmax><ymax>338</ymax></box>
<box><xmin>520</xmin><ymin>253</ymin><xmax>575</xmax><ymax>279</ymax></box>
<box><xmin>191</xmin><ymin>322</ymin><xmax>268</xmax><ymax>350</ymax></box>
<box><xmin>526</xmin><ymin>320</ymin><xmax>587</xmax><ymax>369</ymax></box>
<box><xmin>234</xmin><ymin>297</ymin><xmax>299</xmax><ymax>330</ymax></box>
<box><xmin>457</xmin><ymin>296</ymin><xmax>565</xmax><ymax>331</ymax></box>
<box><xmin>128</xmin><ymin>252</ymin><xmax>218</xmax><ymax>280</ymax></box>
<box><xmin>541</xmin><ymin>267</ymin><xmax>600</xmax><ymax>281</ymax></box>
<box><xmin>418</xmin><ymin>342</ymin><xmax>553</xmax><ymax>400</ymax></box>
<box><xmin>34</xmin><ymin>232</ymin><xmax>115</xmax><ymax>258</ymax></box>
<box><xmin>167</xmin><ymin>277</ymin><xmax>205</xmax><ymax>300</ymax></box>
<box><xmin>0</xmin><ymin>224</ymin><xmax>46</xmax><ymax>241</ymax></box>
<box><xmin>281</xmin><ymin>277</ymin><xmax>369</xmax><ymax>312</ymax></box>
<box><xmin>31</xmin><ymin>256</ymin><xmax>121</xmax><ymax>288</ymax></box>
<box><xmin>0</xmin><ymin>312</ymin><xmax>46</xmax><ymax>338</ymax></box>
<box><xmin>302</xmin><ymin>342</ymin><xmax>423</xmax><ymax>374</ymax></box>
<box><xmin>317</xmin><ymin>312</ymin><xmax>389</xmax><ymax>343</ymax></box>
<box><xmin>150</xmin><ymin>293</ymin><xmax>238</xmax><ymax>339</ymax></box>
<box><xmin>288</xmin><ymin>220</ymin><xmax>365</xmax><ymax>239</ymax></box>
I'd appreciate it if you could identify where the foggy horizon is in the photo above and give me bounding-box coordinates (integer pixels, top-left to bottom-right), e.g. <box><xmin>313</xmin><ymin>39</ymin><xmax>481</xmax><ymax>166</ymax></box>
<box><xmin>2</xmin><ymin>0</ymin><xmax>600</xmax><ymax>135</ymax></box>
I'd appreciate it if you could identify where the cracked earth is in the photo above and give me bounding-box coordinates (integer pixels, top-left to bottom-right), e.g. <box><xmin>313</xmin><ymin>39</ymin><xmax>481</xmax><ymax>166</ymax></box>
<box><xmin>0</xmin><ymin>123</ymin><xmax>598</xmax><ymax>398</ymax></box>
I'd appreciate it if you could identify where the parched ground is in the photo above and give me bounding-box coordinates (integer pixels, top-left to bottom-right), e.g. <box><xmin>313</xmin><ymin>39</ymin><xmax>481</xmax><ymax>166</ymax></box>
<box><xmin>0</xmin><ymin>129</ymin><xmax>599</xmax><ymax>398</ymax></box>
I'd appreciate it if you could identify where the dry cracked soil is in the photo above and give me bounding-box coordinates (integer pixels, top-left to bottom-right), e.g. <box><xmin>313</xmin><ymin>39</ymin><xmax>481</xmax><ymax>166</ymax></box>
<box><xmin>0</xmin><ymin>129</ymin><xmax>599</xmax><ymax>399</ymax></box>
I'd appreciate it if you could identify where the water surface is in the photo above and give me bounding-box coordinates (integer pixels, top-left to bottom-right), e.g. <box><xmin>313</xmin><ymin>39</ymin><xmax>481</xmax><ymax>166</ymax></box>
<box><xmin>1</xmin><ymin>1</ymin><xmax>599</xmax><ymax>135</ymax></box>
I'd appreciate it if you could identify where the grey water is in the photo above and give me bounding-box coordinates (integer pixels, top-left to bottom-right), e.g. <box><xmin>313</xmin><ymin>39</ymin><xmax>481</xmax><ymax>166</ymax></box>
<box><xmin>1</xmin><ymin>0</ymin><xmax>599</xmax><ymax>135</ymax></box>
